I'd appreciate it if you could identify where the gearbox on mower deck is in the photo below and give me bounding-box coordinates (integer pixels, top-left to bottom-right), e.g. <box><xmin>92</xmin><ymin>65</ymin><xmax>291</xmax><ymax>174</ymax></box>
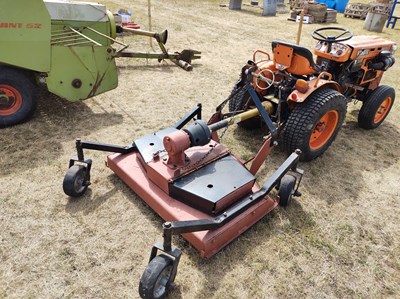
<box><xmin>63</xmin><ymin>87</ymin><xmax>304</xmax><ymax>299</ymax></box>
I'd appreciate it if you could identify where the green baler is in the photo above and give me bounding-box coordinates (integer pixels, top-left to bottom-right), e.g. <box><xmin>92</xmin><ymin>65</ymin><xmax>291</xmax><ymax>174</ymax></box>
<box><xmin>0</xmin><ymin>0</ymin><xmax>200</xmax><ymax>127</ymax></box>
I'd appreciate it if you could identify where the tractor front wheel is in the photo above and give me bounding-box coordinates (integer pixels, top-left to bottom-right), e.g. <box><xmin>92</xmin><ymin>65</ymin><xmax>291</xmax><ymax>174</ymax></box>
<box><xmin>358</xmin><ymin>85</ymin><xmax>395</xmax><ymax>129</ymax></box>
<box><xmin>284</xmin><ymin>89</ymin><xmax>347</xmax><ymax>161</ymax></box>
<box><xmin>139</xmin><ymin>254</ymin><xmax>175</xmax><ymax>299</ymax></box>
<box><xmin>0</xmin><ymin>68</ymin><xmax>37</xmax><ymax>128</ymax></box>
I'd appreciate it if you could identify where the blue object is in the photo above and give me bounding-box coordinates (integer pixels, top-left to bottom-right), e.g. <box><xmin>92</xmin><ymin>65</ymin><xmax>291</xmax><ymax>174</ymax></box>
<box><xmin>335</xmin><ymin>0</ymin><xmax>349</xmax><ymax>12</ymax></box>
<box><xmin>326</xmin><ymin>0</ymin><xmax>336</xmax><ymax>9</ymax></box>
<box><xmin>315</xmin><ymin>0</ymin><xmax>327</xmax><ymax>3</ymax></box>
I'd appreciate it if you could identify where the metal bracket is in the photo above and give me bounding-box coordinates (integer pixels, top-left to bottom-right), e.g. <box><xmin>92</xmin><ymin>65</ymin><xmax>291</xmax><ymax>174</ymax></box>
<box><xmin>159</xmin><ymin>150</ymin><xmax>301</xmax><ymax>251</ymax></box>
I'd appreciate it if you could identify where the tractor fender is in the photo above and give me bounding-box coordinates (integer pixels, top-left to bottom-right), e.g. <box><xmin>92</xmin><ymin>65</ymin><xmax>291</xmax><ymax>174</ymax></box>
<box><xmin>287</xmin><ymin>77</ymin><xmax>341</xmax><ymax>104</ymax></box>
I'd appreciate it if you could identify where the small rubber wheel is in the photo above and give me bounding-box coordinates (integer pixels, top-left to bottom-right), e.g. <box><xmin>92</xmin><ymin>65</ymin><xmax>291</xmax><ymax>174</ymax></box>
<box><xmin>228</xmin><ymin>83</ymin><xmax>263</xmax><ymax>130</ymax></box>
<box><xmin>139</xmin><ymin>254</ymin><xmax>174</xmax><ymax>299</ymax></box>
<box><xmin>358</xmin><ymin>85</ymin><xmax>395</xmax><ymax>129</ymax></box>
<box><xmin>284</xmin><ymin>89</ymin><xmax>347</xmax><ymax>161</ymax></box>
<box><xmin>278</xmin><ymin>174</ymin><xmax>296</xmax><ymax>207</ymax></box>
<box><xmin>63</xmin><ymin>165</ymin><xmax>89</xmax><ymax>197</ymax></box>
<box><xmin>0</xmin><ymin>67</ymin><xmax>37</xmax><ymax>127</ymax></box>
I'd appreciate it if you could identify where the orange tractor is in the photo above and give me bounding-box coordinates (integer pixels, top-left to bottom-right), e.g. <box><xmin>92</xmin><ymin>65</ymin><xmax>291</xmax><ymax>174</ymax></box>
<box><xmin>227</xmin><ymin>27</ymin><xmax>396</xmax><ymax>161</ymax></box>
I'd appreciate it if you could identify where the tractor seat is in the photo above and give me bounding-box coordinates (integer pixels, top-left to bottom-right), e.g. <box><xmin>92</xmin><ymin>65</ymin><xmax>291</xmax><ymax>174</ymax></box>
<box><xmin>271</xmin><ymin>40</ymin><xmax>321</xmax><ymax>75</ymax></box>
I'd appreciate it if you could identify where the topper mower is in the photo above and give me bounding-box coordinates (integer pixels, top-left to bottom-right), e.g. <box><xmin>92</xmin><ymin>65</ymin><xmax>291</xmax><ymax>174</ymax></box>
<box><xmin>63</xmin><ymin>83</ymin><xmax>304</xmax><ymax>298</ymax></box>
<box><xmin>0</xmin><ymin>0</ymin><xmax>200</xmax><ymax>127</ymax></box>
<box><xmin>227</xmin><ymin>27</ymin><xmax>396</xmax><ymax>161</ymax></box>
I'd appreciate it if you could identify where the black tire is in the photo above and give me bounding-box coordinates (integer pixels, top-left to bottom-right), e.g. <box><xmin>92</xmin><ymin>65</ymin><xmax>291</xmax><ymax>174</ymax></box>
<box><xmin>284</xmin><ymin>89</ymin><xmax>347</xmax><ymax>162</ymax></box>
<box><xmin>358</xmin><ymin>85</ymin><xmax>395</xmax><ymax>130</ymax></box>
<box><xmin>0</xmin><ymin>67</ymin><xmax>37</xmax><ymax>128</ymax></box>
<box><xmin>139</xmin><ymin>254</ymin><xmax>174</xmax><ymax>299</ymax></box>
<box><xmin>63</xmin><ymin>165</ymin><xmax>89</xmax><ymax>197</ymax></box>
<box><xmin>278</xmin><ymin>174</ymin><xmax>296</xmax><ymax>207</ymax></box>
<box><xmin>228</xmin><ymin>84</ymin><xmax>263</xmax><ymax>130</ymax></box>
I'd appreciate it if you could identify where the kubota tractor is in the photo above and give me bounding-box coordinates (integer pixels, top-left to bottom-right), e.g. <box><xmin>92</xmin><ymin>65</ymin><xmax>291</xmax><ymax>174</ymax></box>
<box><xmin>227</xmin><ymin>27</ymin><xmax>396</xmax><ymax>161</ymax></box>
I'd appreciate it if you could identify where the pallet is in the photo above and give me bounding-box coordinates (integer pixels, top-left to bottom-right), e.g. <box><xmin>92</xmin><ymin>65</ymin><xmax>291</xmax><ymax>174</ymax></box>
<box><xmin>344</xmin><ymin>2</ymin><xmax>370</xmax><ymax>19</ymax></box>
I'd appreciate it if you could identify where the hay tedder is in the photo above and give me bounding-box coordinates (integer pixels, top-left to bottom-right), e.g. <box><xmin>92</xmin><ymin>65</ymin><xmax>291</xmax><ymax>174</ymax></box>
<box><xmin>0</xmin><ymin>0</ymin><xmax>200</xmax><ymax>128</ymax></box>
<box><xmin>228</xmin><ymin>27</ymin><xmax>396</xmax><ymax>161</ymax></box>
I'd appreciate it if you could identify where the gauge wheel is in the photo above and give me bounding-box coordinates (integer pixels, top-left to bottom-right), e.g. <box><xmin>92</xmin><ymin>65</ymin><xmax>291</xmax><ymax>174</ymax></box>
<box><xmin>284</xmin><ymin>89</ymin><xmax>347</xmax><ymax>161</ymax></box>
<box><xmin>278</xmin><ymin>174</ymin><xmax>297</xmax><ymax>207</ymax></box>
<box><xmin>0</xmin><ymin>67</ymin><xmax>37</xmax><ymax>127</ymax></box>
<box><xmin>63</xmin><ymin>165</ymin><xmax>89</xmax><ymax>197</ymax></box>
<box><xmin>358</xmin><ymin>85</ymin><xmax>395</xmax><ymax>129</ymax></box>
<box><xmin>139</xmin><ymin>254</ymin><xmax>175</xmax><ymax>299</ymax></box>
<box><xmin>228</xmin><ymin>83</ymin><xmax>263</xmax><ymax>130</ymax></box>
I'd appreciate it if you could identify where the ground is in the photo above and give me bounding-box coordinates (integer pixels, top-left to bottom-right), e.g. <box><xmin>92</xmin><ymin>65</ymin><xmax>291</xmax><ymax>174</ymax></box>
<box><xmin>1</xmin><ymin>0</ymin><xmax>400</xmax><ymax>298</ymax></box>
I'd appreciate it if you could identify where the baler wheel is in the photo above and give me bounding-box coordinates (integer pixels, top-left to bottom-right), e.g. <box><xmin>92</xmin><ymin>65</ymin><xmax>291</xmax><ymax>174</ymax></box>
<box><xmin>139</xmin><ymin>254</ymin><xmax>174</xmax><ymax>299</ymax></box>
<box><xmin>0</xmin><ymin>68</ymin><xmax>36</xmax><ymax>127</ymax></box>
<box><xmin>284</xmin><ymin>89</ymin><xmax>347</xmax><ymax>161</ymax></box>
<box><xmin>278</xmin><ymin>174</ymin><xmax>296</xmax><ymax>207</ymax></box>
<box><xmin>228</xmin><ymin>84</ymin><xmax>263</xmax><ymax>130</ymax></box>
<box><xmin>358</xmin><ymin>85</ymin><xmax>395</xmax><ymax>129</ymax></box>
<box><xmin>63</xmin><ymin>165</ymin><xmax>89</xmax><ymax>197</ymax></box>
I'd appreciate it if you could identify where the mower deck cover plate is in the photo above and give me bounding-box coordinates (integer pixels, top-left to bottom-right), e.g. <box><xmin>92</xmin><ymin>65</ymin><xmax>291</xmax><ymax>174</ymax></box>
<box><xmin>107</xmin><ymin>152</ymin><xmax>278</xmax><ymax>258</ymax></box>
<box><xmin>170</xmin><ymin>155</ymin><xmax>255</xmax><ymax>214</ymax></box>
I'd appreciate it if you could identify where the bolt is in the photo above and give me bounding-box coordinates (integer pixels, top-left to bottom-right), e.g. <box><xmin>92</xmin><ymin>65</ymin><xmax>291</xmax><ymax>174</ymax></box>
<box><xmin>223</xmin><ymin>212</ymin><xmax>228</xmax><ymax>217</ymax></box>
<box><xmin>163</xmin><ymin>222</ymin><xmax>172</xmax><ymax>228</ymax></box>
<box><xmin>295</xmin><ymin>149</ymin><xmax>302</xmax><ymax>155</ymax></box>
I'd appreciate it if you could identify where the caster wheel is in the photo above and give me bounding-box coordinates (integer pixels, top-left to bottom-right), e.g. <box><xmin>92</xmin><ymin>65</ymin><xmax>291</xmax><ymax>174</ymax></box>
<box><xmin>63</xmin><ymin>165</ymin><xmax>89</xmax><ymax>197</ymax></box>
<box><xmin>139</xmin><ymin>254</ymin><xmax>175</xmax><ymax>299</ymax></box>
<box><xmin>278</xmin><ymin>174</ymin><xmax>296</xmax><ymax>207</ymax></box>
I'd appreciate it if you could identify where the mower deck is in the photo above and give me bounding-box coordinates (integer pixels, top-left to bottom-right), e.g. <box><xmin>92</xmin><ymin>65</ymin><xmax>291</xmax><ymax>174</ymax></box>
<box><xmin>107</xmin><ymin>151</ymin><xmax>278</xmax><ymax>258</ymax></box>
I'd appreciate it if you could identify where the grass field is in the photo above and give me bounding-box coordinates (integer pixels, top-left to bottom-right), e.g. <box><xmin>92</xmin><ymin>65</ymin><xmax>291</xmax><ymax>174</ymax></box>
<box><xmin>1</xmin><ymin>0</ymin><xmax>399</xmax><ymax>298</ymax></box>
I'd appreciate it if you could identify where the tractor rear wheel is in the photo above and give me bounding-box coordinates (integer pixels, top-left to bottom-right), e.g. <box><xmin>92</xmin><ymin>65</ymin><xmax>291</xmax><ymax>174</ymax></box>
<box><xmin>284</xmin><ymin>89</ymin><xmax>347</xmax><ymax>161</ymax></box>
<box><xmin>358</xmin><ymin>85</ymin><xmax>395</xmax><ymax>129</ymax></box>
<box><xmin>228</xmin><ymin>84</ymin><xmax>263</xmax><ymax>130</ymax></box>
<box><xmin>0</xmin><ymin>68</ymin><xmax>37</xmax><ymax>128</ymax></box>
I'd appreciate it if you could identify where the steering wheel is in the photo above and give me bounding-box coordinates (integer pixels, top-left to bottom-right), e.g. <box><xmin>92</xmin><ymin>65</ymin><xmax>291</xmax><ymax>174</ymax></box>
<box><xmin>312</xmin><ymin>27</ymin><xmax>353</xmax><ymax>43</ymax></box>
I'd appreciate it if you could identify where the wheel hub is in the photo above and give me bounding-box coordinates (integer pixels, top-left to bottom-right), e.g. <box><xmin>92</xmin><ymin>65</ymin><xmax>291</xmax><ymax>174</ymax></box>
<box><xmin>0</xmin><ymin>91</ymin><xmax>14</xmax><ymax>109</ymax></box>
<box><xmin>0</xmin><ymin>85</ymin><xmax>22</xmax><ymax>115</ymax></box>
<box><xmin>374</xmin><ymin>97</ymin><xmax>392</xmax><ymax>124</ymax></box>
<box><xmin>309</xmin><ymin>110</ymin><xmax>339</xmax><ymax>150</ymax></box>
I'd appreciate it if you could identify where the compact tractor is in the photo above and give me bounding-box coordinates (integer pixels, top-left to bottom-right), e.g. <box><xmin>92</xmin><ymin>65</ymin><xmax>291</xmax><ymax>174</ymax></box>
<box><xmin>0</xmin><ymin>0</ymin><xmax>200</xmax><ymax>128</ymax></box>
<box><xmin>228</xmin><ymin>27</ymin><xmax>396</xmax><ymax>161</ymax></box>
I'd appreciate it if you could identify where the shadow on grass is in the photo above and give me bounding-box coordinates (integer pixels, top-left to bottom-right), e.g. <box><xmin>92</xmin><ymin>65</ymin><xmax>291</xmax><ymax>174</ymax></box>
<box><xmin>0</xmin><ymin>90</ymin><xmax>123</xmax><ymax>177</ymax></box>
<box><xmin>300</xmin><ymin>119</ymin><xmax>400</xmax><ymax>204</ymax></box>
<box><xmin>116</xmin><ymin>61</ymin><xmax>203</xmax><ymax>73</ymax></box>
<box><xmin>229</xmin><ymin>113</ymin><xmax>400</xmax><ymax>205</ymax></box>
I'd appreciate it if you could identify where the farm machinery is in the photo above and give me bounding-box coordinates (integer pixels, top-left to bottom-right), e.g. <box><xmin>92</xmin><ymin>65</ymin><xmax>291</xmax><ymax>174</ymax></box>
<box><xmin>228</xmin><ymin>27</ymin><xmax>396</xmax><ymax>161</ymax></box>
<box><xmin>63</xmin><ymin>91</ymin><xmax>304</xmax><ymax>296</ymax></box>
<box><xmin>0</xmin><ymin>0</ymin><xmax>200</xmax><ymax>128</ymax></box>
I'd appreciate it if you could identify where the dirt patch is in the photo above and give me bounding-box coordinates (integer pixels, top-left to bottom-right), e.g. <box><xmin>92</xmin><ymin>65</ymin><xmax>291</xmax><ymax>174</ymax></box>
<box><xmin>1</xmin><ymin>0</ymin><xmax>399</xmax><ymax>298</ymax></box>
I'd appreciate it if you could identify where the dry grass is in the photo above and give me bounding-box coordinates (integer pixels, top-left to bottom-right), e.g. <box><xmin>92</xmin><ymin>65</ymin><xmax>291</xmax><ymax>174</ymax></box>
<box><xmin>1</xmin><ymin>0</ymin><xmax>400</xmax><ymax>298</ymax></box>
